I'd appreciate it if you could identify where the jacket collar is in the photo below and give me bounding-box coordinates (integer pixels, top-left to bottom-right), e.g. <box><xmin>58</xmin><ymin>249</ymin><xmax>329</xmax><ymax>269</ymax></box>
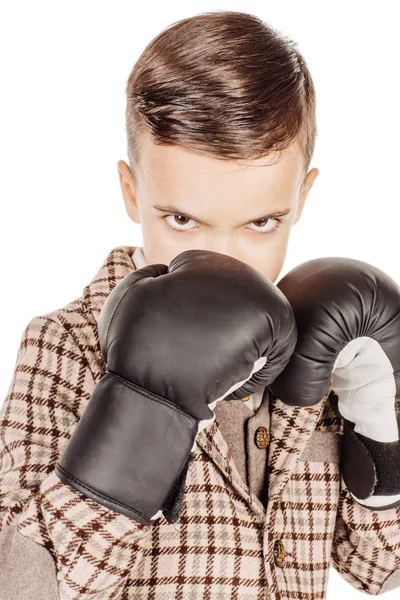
<box><xmin>83</xmin><ymin>245</ymin><xmax>329</xmax><ymax>520</ymax></box>
<box><xmin>82</xmin><ymin>245</ymin><xmax>139</xmax><ymax>322</ymax></box>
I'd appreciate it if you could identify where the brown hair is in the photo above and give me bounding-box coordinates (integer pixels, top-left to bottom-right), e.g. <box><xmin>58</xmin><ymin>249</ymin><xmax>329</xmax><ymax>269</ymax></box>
<box><xmin>124</xmin><ymin>10</ymin><xmax>317</xmax><ymax>187</ymax></box>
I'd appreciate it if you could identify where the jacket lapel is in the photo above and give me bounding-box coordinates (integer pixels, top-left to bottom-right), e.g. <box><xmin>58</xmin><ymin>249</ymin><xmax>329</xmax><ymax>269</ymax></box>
<box><xmin>84</xmin><ymin>245</ymin><xmax>331</xmax><ymax>516</ymax></box>
<box><xmin>194</xmin><ymin>389</ymin><xmax>330</xmax><ymax>515</ymax></box>
<box><xmin>264</xmin><ymin>389</ymin><xmax>330</xmax><ymax>503</ymax></box>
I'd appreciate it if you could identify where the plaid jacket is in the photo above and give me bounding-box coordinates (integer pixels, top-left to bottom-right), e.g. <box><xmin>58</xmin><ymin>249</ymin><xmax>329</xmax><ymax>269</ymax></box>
<box><xmin>1</xmin><ymin>245</ymin><xmax>399</xmax><ymax>599</ymax></box>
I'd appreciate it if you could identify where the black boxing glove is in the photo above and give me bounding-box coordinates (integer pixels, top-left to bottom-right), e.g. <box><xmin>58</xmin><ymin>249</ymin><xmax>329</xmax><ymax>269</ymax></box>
<box><xmin>268</xmin><ymin>256</ymin><xmax>400</xmax><ymax>511</ymax></box>
<box><xmin>55</xmin><ymin>249</ymin><xmax>297</xmax><ymax>525</ymax></box>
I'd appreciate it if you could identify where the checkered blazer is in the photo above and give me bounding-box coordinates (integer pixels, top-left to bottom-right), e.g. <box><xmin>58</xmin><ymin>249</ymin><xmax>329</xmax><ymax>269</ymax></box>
<box><xmin>1</xmin><ymin>245</ymin><xmax>399</xmax><ymax>599</ymax></box>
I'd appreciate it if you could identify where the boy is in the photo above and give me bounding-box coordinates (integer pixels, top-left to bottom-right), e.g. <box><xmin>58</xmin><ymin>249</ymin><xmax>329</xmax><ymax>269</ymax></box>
<box><xmin>1</xmin><ymin>10</ymin><xmax>399</xmax><ymax>599</ymax></box>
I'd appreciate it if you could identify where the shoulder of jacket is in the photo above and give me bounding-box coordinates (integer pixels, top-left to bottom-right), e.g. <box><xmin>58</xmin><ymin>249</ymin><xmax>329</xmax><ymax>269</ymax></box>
<box><xmin>27</xmin><ymin>294</ymin><xmax>104</xmax><ymax>383</ymax></box>
<box><xmin>21</xmin><ymin>245</ymin><xmax>137</xmax><ymax>383</ymax></box>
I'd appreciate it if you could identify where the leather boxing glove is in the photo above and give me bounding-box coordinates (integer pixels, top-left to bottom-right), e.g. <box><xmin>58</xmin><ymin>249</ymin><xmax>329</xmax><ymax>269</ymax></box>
<box><xmin>55</xmin><ymin>249</ymin><xmax>297</xmax><ymax>525</ymax></box>
<box><xmin>268</xmin><ymin>256</ymin><xmax>400</xmax><ymax>511</ymax></box>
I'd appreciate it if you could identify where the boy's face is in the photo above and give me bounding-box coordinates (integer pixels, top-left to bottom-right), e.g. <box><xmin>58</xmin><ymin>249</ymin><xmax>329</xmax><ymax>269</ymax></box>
<box><xmin>117</xmin><ymin>130</ymin><xmax>318</xmax><ymax>282</ymax></box>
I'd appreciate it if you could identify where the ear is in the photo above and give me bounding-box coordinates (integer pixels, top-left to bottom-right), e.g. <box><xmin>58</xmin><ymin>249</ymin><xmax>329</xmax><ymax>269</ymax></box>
<box><xmin>117</xmin><ymin>160</ymin><xmax>140</xmax><ymax>224</ymax></box>
<box><xmin>293</xmin><ymin>167</ymin><xmax>319</xmax><ymax>225</ymax></box>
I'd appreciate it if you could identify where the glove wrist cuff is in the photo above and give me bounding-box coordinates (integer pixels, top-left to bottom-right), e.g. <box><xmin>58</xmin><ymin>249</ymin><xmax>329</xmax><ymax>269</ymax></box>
<box><xmin>56</xmin><ymin>372</ymin><xmax>198</xmax><ymax>525</ymax></box>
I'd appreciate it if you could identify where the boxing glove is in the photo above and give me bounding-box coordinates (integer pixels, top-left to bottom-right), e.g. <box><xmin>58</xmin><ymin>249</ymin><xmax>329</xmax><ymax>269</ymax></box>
<box><xmin>268</xmin><ymin>256</ymin><xmax>400</xmax><ymax>511</ymax></box>
<box><xmin>55</xmin><ymin>249</ymin><xmax>298</xmax><ymax>525</ymax></box>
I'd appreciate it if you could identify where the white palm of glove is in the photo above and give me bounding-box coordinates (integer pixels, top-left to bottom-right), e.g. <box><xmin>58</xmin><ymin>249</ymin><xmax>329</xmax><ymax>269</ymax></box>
<box><xmin>332</xmin><ymin>335</ymin><xmax>400</xmax><ymax>508</ymax></box>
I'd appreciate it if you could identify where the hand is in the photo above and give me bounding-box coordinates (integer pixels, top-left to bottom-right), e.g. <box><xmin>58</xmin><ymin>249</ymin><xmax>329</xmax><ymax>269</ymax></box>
<box><xmin>55</xmin><ymin>249</ymin><xmax>298</xmax><ymax>525</ymax></box>
<box><xmin>268</xmin><ymin>256</ymin><xmax>400</xmax><ymax>511</ymax></box>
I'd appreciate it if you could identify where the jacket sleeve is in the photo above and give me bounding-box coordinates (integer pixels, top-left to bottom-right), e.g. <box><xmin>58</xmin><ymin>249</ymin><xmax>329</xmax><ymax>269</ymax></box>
<box><xmin>331</xmin><ymin>469</ymin><xmax>400</xmax><ymax>595</ymax></box>
<box><xmin>0</xmin><ymin>315</ymin><xmax>155</xmax><ymax>599</ymax></box>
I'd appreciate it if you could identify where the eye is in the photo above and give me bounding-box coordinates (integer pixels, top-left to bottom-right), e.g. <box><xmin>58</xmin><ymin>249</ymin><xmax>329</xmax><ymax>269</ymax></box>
<box><xmin>163</xmin><ymin>214</ymin><xmax>197</xmax><ymax>233</ymax></box>
<box><xmin>247</xmin><ymin>217</ymin><xmax>281</xmax><ymax>235</ymax></box>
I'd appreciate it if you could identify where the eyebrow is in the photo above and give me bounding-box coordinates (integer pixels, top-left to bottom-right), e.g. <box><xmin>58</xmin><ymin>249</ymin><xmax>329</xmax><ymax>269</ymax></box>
<box><xmin>151</xmin><ymin>203</ymin><xmax>292</xmax><ymax>228</ymax></box>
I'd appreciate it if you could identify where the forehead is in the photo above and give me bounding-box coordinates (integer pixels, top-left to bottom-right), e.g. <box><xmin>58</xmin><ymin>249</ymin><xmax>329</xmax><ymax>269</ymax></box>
<box><xmin>137</xmin><ymin>130</ymin><xmax>305</xmax><ymax>199</ymax></box>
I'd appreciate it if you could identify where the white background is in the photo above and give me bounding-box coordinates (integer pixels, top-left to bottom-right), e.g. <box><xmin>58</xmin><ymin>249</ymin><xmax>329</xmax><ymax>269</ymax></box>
<box><xmin>1</xmin><ymin>2</ymin><xmax>399</xmax><ymax>596</ymax></box>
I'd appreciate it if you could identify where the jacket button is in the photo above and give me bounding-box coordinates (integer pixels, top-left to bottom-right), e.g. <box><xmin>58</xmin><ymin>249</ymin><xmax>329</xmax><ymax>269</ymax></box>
<box><xmin>274</xmin><ymin>540</ymin><xmax>286</xmax><ymax>567</ymax></box>
<box><xmin>255</xmin><ymin>426</ymin><xmax>270</xmax><ymax>449</ymax></box>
